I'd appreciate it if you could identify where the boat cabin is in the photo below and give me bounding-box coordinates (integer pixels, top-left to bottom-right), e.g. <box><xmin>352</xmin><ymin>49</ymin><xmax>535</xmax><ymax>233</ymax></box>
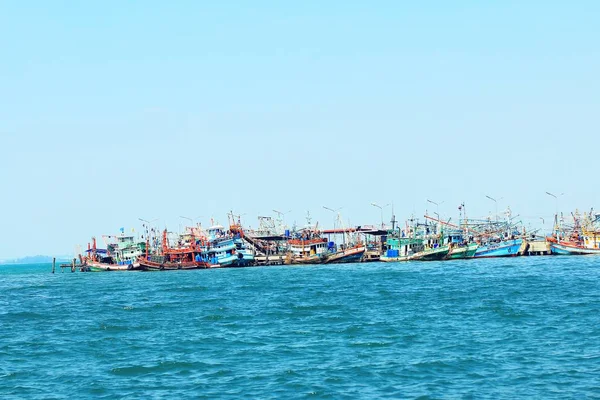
<box><xmin>288</xmin><ymin>238</ymin><xmax>329</xmax><ymax>258</ymax></box>
<box><xmin>384</xmin><ymin>237</ymin><xmax>424</xmax><ymax>258</ymax></box>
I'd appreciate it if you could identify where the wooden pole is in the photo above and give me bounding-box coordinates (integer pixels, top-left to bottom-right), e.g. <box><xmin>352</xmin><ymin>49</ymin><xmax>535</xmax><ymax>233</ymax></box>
<box><xmin>71</xmin><ymin>258</ymin><xmax>76</xmax><ymax>273</ymax></box>
<box><xmin>52</xmin><ymin>257</ymin><xmax>56</xmax><ymax>274</ymax></box>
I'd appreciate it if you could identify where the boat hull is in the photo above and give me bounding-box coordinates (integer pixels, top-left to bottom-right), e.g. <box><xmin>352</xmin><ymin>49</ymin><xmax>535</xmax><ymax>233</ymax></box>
<box><xmin>411</xmin><ymin>245</ymin><xmax>450</xmax><ymax>261</ymax></box>
<box><xmin>325</xmin><ymin>246</ymin><xmax>366</xmax><ymax>264</ymax></box>
<box><xmin>473</xmin><ymin>239</ymin><xmax>523</xmax><ymax>258</ymax></box>
<box><xmin>287</xmin><ymin>253</ymin><xmax>330</xmax><ymax>265</ymax></box>
<box><xmin>233</xmin><ymin>251</ymin><xmax>255</xmax><ymax>267</ymax></box>
<box><xmin>216</xmin><ymin>254</ymin><xmax>239</xmax><ymax>267</ymax></box>
<box><xmin>138</xmin><ymin>258</ymin><xmax>208</xmax><ymax>270</ymax></box>
<box><xmin>446</xmin><ymin>243</ymin><xmax>478</xmax><ymax>260</ymax></box>
<box><xmin>380</xmin><ymin>255</ymin><xmax>412</xmax><ymax>262</ymax></box>
<box><xmin>87</xmin><ymin>260</ymin><xmax>139</xmax><ymax>272</ymax></box>
<box><xmin>550</xmin><ymin>242</ymin><xmax>600</xmax><ymax>255</ymax></box>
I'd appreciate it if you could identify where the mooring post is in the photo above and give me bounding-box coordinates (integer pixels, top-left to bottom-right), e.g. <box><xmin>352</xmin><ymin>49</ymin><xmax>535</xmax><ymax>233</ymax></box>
<box><xmin>52</xmin><ymin>257</ymin><xmax>56</xmax><ymax>274</ymax></box>
<box><xmin>71</xmin><ymin>258</ymin><xmax>76</xmax><ymax>273</ymax></box>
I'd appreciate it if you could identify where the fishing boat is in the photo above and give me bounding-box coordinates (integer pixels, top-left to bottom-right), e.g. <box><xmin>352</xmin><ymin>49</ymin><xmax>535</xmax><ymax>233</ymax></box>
<box><xmin>286</xmin><ymin>237</ymin><xmax>331</xmax><ymax>264</ymax></box>
<box><xmin>203</xmin><ymin>225</ymin><xmax>239</xmax><ymax>267</ymax></box>
<box><xmin>285</xmin><ymin>225</ymin><xmax>330</xmax><ymax>265</ymax></box>
<box><xmin>380</xmin><ymin>214</ymin><xmax>449</xmax><ymax>262</ymax></box>
<box><xmin>548</xmin><ymin>240</ymin><xmax>600</xmax><ymax>255</ymax></box>
<box><xmin>547</xmin><ymin>214</ymin><xmax>600</xmax><ymax>255</ymax></box>
<box><xmin>443</xmin><ymin>229</ymin><xmax>478</xmax><ymax>260</ymax></box>
<box><xmin>411</xmin><ymin>244</ymin><xmax>451</xmax><ymax>261</ymax></box>
<box><xmin>380</xmin><ymin>235</ymin><xmax>424</xmax><ymax>262</ymax></box>
<box><xmin>138</xmin><ymin>254</ymin><xmax>208</xmax><ymax>270</ymax></box>
<box><xmin>86</xmin><ymin>259</ymin><xmax>133</xmax><ymax>271</ymax></box>
<box><xmin>84</xmin><ymin>234</ymin><xmax>145</xmax><ymax>271</ymax></box>
<box><xmin>321</xmin><ymin>216</ymin><xmax>367</xmax><ymax>264</ymax></box>
<box><xmin>472</xmin><ymin>238</ymin><xmax>524</xmax><ymax>258</ymax></box>
<box><xmin>446</xmin><ymin>242</ymin><xmax>478</xmax><ymax>260</ymax></box>
<box><xmin>325</xmin><ymin>244</ymin><xmax>366</xmax><ymax>263</ymax></box>
<box><xmin>284</xmin><ymin>216</ymin><xmax>332</xmax><ymax>265</ymax></box>
<box><xmin>138</xmin><ymin>228</ymin><xmax>208</xmax><ymax>270</ymax></box>
<box><xmin>410</xmin><ymin>216</ymin><xmax>451</xmax><ymax>261</ymax></box>
<box><xmin>546</xmin><ymin>225</ymin><xmax>600</xmax><ymax>256</ymax></box>
<box><xmin>229</xmin><ymin>213</ymin><xmax>256</xmax><ymax>267</ymax></box>
<box><xmin>449</xmin><ymin>204</ymin><xmax>526</xmax><ymax>259</ymax></box>
<box><xmin>232</xmin><ymin>236</ymin><xmax>256</xmax><ymax>266</ymax></box>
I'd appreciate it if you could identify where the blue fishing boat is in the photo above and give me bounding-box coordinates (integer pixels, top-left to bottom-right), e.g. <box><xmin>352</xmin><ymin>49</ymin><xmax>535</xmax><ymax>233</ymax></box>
<box><xmin>233</xmin><ymin>235</ymin><xmax>256</xmax><ymax>266</ymax></box>
<box><xmin>547</xmin><ymin>210</ymin><xmax>600</xmax><ymax>255</ymax></box>
<box><xmin>228</xmin><ymin>213</ymin><xmax>256</xmax><ymax>266</ymax></box>
<box><xmin>473</xmin><ymin>239</ymin><xmax>524</xmax><ymax>258</ymax></box>
<box><xmin>204</xmin><ymin>225</ymin><xmax>238</xmax><ymax>267</ymax></box>
<box><xmin>549</xmin><ymin>241</ymin><xmax>600</xmax><ymax>255</ymax></box>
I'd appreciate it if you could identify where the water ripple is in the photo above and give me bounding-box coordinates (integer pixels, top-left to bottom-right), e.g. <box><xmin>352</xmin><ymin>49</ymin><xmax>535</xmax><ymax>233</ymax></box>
<box><xmin>1</xmin><ymin>258</ymin><xmax>600</xmax><ymax>398</ymax></box>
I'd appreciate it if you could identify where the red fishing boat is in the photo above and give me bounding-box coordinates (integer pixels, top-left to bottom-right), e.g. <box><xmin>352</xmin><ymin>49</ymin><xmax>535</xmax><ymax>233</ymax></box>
<box><xmin>138</xmin><ymin>229</ymin><xmax>209</xmax><ymax>270</ymax></box>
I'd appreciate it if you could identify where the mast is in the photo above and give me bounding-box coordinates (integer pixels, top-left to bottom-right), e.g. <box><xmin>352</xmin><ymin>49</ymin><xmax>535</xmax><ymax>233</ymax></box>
<box><xmin>162</xmin><ymin>229</ymin><xmax>169</xmax><ymax>254</ymax></box>
<box><xmin>459</xmin><ymin>202</ymin><xmax>468</xmax><ymax>237</ymax></box>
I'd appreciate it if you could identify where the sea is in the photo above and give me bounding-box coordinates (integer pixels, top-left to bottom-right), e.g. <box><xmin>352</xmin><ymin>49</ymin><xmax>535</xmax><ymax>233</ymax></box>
<box><xmin>1</xmin><ymin>257</ymin><xmax>599</xmax><ymax>399</ymax></box>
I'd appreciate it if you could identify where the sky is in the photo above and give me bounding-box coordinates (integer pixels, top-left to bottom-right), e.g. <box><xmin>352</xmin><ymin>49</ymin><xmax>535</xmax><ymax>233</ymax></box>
<box><xmin>1</xmin><ymin>1</ymin><xmax>599</xmax><ymax>258</ymax></box>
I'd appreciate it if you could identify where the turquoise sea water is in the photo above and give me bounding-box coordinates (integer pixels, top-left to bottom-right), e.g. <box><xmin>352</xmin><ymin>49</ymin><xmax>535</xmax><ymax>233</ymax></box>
<box><xmin>1</xmin><ymin>257</ymin><xmax>599</xmax><ymax>399</ymax></box>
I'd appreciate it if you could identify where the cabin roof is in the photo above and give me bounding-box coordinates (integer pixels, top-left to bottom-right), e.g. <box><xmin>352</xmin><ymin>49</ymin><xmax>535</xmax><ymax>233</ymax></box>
<box><xmin>85</xmin><ymin>248</ymin><xmax>108</xmax><ymax>254</ymax></box>
<box><xmin>360</xmin><ymin>229</ymin><xmax>388</xmax><ymax>236</ymax></box>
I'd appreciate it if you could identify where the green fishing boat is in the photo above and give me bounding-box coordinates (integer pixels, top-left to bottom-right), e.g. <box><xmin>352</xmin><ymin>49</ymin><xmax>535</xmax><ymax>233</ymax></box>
<box><xmin>380</xmin><ymin>236</ymin><xmax>424</xmax><ymax>262</ymax></box>
<box><xmin>410</xmin><ymin>244</ymin><xmax>451</xmax><ymax>261</ymax></box>
<box><xmin>445</xmin><ymin>243</ymin><xmax>478</xmax><ymax>260</ymax></box>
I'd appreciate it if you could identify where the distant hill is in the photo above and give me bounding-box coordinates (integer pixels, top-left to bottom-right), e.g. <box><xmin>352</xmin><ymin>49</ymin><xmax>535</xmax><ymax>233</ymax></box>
<box><xmin>0</xmin><ymin>255</ymin><xmax>72</xmax><ymax>265</ymax></box>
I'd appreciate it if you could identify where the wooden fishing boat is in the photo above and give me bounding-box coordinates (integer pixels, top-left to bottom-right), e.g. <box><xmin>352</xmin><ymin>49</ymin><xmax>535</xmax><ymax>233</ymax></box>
<box><xmin>86</xmin><ymin>259</ymin><xmax>138</xmax><ymax>272</ymax></box>
<box><xmin>138</xmin><ymin>257</ymin><xmax>208</xmax><ymax>270</ymax></box>
<box><xmin>138</xmin><ymin>228</ymin><xmax>209</xmax><ymax>270</ymax></box>
<box><xmin>325</xmin><ymin>245</ymin><xmax>366</xmax><ymax>264</ymax></box>
<box><xmin>442</xmin><ymin>227</ymin><xmax>478</xmax><ymax>260</ymax></box>
<box><xmin>410</xmin><ymin>244</ymin><xmax>451</xmax><ymax>261</ymax></box>
<box><xmin>380</xmin><ymin>236</ymin><xmax>423</xmax><ymax>262</ymax></box>
<box><xmin>547</xmin><ymin>212</ymin><xmax>600</xmax><ymax>255</ymax></box>
<box><xmin>381</xmin><ymin>214</ymin><xmax>451</xmax><ymax>262</ymax></box>
<box><xmin>288</xmin><ymin>253</ymin><xmax>330</xmax><ymax>264</ymax></box>
<box><xmin>547</xmin><ymin>233</ymin><xmax>600</xmax><ymax>255</ymax></box>
<box><xmin>84</xmin><ymin>234</ymin><xmax>145</xmax><ymax>271</ymax></box>
<box><xmin>286</xmin><ymin>237</ymin><xmax>331</xmax><ymax>265</ymax></box>
<box><xmin>549</xmin><ymin>241</ymin><xmax>600</xmax><ymax>255</ymax></box>
<box><xmin>446</xmin><ymin>243</ymin><xmax>478</xmax><ymax>260</ymax></box>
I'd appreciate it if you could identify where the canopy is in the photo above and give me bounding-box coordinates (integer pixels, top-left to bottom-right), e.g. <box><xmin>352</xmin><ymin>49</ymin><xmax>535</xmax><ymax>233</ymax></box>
<box><xmin>85</xmin><ymin>248</ymin><xmax>108</xmax><ymax>254</ymax></box>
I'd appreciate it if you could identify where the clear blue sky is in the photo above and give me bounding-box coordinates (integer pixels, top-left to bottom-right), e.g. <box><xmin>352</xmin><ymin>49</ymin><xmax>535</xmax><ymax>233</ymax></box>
<box><xmin>1</xmin><ymin>1</ymin><xmax>598</xmax><ymax>258</ymax></box>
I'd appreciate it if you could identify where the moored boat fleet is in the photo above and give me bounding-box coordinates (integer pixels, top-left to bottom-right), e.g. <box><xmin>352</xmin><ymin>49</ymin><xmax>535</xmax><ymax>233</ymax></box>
<box><xmin>77</xmin><ymin>206</ymin><xmax>600</xmax><ymax>272</ymax></box>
